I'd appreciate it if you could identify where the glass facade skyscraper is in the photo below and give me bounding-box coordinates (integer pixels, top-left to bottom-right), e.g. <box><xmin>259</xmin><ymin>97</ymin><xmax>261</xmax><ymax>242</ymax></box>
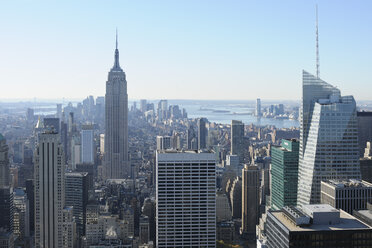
<box><xmin>271</xmin><ymin>139</ymin><xmax>299</xmax><ymax>210</ymax></box>
<box><xmin>297</xmin><ymin>70</ymin><xmax>361</xmax><ymax>206</ymax></box>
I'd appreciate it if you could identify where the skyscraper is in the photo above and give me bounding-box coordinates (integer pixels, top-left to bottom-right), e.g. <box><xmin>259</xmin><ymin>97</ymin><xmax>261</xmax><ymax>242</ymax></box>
<box><xmin>34</xmin><ymin>132</ymin><xmax>65</xmax><ymax>248</ymax></box>
<box><xmin>104</xmin><ymin>32</ymin><xmax>129</xmax><ymax>179</ymax></box>
<box><xmin>357</xmin><ymin>111</ymin><xmax>372</xmax><ymax>157</ymax></box>
<box><xmin>0</xmin><ymin>133</ymin><xmax>10</xmax><ymax>187</ymax></box>
<box><xmin>297</xmin><ymin>71</ymin><xmax>361</xmax><ymax>206</ymax></box>
<box><xmin>197</xmin><ymin>118</ymin><xmax>208</xmax><ymax>150</ymax></box>
<box><xmin>156</xmin><ymin>150</ymin><xmax>216</xmax><ymax>247</ymax></box>
<box><xmin>65</xmin><ymin>172</ymin><xmax>89</xmax><ymax>236</ymax></box>
<box><xmin>81</xmin><ymin>124</ymin><xmax>94</xmax><ymax>164</ymax></box>
<box><xmin>255</xmin><ymin>98</ymin><xmax>262</xmax><ymax>117</ymax></box>
<box><xmin>271</xmin><ymin>139</ymin><xmax>299</xmax><ymax>210</ymax></box>
<box><xmin>231</xmin><ymin>120</ymin><xmax>245</xmax><ymax>163</ymax></box>
<box><xmin>241</xmin><ymin>164</ymin><xmax>259</xmax><ymax>240</ymax></box>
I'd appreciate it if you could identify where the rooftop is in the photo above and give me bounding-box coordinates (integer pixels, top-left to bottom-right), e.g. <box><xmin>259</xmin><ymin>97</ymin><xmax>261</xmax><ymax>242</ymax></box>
<box><xmin>272</xmin><ymin>209</ymin><xmax>370</xmax><ymax>232</ymax></box>
<box><xmin>323</xmin><ymin>179</ymin><xmax>372</xmax><ymax>188</ymax></box>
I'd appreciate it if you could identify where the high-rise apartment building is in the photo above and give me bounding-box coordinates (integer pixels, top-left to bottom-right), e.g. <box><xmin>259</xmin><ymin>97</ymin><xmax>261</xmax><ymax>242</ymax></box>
<box><xmin>81</xmin><ymin>124</ymin><xmax>94</xmax><ymax>164</ymax></box>
<box><xmin>104</xmin><ymin>33</ymin><xmax>129</xmax><ymax>179</ymax></box>
<box><xmin>65</xmin><ymin>172</ymin><xmax>89</xmax><ymax>236</ymax></box>
<box><xmin>321</xmin><ymin>179</ymin><xmax>372</xmax><ymax>214</ymax></box>
<box><xmin>297</xmin><ymin>71</ymin><xmax>361</xmax><ymax>206</ymax></box>
<box><xmin>231</xmin><ymin>120</ymin><xmax>245</xmax><ymax>163</ymax></box>
<box><xmin>271</xmin><ymin>139</ymin><xmax>299</xmax><ymax>210</ymax></box>
<box><xmin>34</xmin><ymin>132</ymin><xmax>65</xmax><ymax>248</ymax></box>
<box><xmin>197</xmin><ymin>118</ymin><xmax>208</xmax><ymax>150</ymax></box>
<box><xmin>156</xmin><ymin>150</ymin><xmax>216</xmax><ymax>247</ymax></box>
<box><xmin>241</xmin><ymin>164</ymin><xmax>259</xmax><ymax>240</ymax></box>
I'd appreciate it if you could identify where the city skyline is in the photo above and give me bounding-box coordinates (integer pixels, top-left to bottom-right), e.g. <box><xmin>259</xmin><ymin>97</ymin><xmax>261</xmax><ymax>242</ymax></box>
<box><xmin>1</xmin><ymin>1</ymin><xmax>372</xmax><ymax>100</ymax></box>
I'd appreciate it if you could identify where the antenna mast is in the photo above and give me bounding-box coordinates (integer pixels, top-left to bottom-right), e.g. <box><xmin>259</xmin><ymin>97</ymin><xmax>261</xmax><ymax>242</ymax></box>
<box><xmin>316</xmin><ymin>5</ymin><xmax>320</xmax><ymax>79</ymax></box>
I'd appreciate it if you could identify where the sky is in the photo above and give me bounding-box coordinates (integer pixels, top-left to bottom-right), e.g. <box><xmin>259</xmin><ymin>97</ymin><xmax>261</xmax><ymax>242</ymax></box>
<box><xmin>0</xmin><ymin>0</ymin><xmax>371</xmax><ymax>101</ymax></box>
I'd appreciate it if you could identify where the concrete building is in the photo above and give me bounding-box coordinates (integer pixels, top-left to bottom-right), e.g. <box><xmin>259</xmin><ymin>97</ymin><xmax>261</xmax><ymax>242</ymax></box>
<box><xmin>321</xmin><ymin>179</ymin><xmax>372</xmax><ymax>214</ymax></box>
<box><xmin>241</xmin><ymin>164</ymin><xmax>259</xmax><ymax>240</ymax></box>
<box><xmin>229</xmin><ymin>177</ymin><xmax>242</xmax><ymax>219</ymax></box>
<box><xmin>360</xmin><ymin>142</ymin><xmax>372</xmax><ymax>183</ymax></box>
<box><xmin>156</xmin><ymin>150</ymin><xmax>216</xmax><ymax>247</ymax></box>
<box><xmin>271</xmin><ymin>139</ymin><xmax>299</xmax><ymax>210</ymax></box>
<box><xmin>34</xmin><ymin>132</ymin><xmax>65</xmax><ymax>248</ymax></box>
<box><xmin>197</xmin><ymin>118</ymin><xmax>208</xmax><ymax>150</ymax></box>
<box><xmin>231</xmin><ymin>120</ymin><xmax>245</xmax><ymax>163</ymax></box>
<box><xmin>297</xmin><ymin>71</ymin><xmax>361</xmax><ymax>206</ymax></box>
<box><xmin>139</xmin><ymin>215</ymin><xmax>150</xmax><ymax>245</ymax></box>
<box><xmin>216</xmin><ymin>191</ymin><xmax>232</xmax><ymax>222</ymax></box>
<box><xmin>156</xmin><ymin>136</ymin><xmax>171</xmax><ymax>151</ymax></box>
<box><xmin>266</xmin><ymin>204</ymin><xmax>372</xmax><ymax>248</ymax></box>
<box><xmin>62</xmin><ymin>206</ymin><xmax>77</xmax><ymax>248</ymax></box>
<box><xmin>43</xmin><ymin>117</ymin><xmax>60</xmax><ymax>133</ymax></box>
<box><xmin>0</xmin><ymin>134</ymin><xmax>10</xmax><ymax>188</ymax></box>
<box><xmin>65</xmin><ymin>172</ymin><xmax>89</xmax><ymax>236</ymax></box>
<box><xmin>81</xmin><ymin>124</ymin><xmax>94</xmax><ymax>164</ymax></box>
<box><xmin>13</xmin><ymin>188</ymin><xmax>30</xmax><ymax>241</ymax></box>
<box><xmin>104</xmin><ymin>33</ymin><xmax>129</xmax><ymax>179</ymax></box>
<box><xmin>357</xmin><ymin>111</ymin><xmax>372</xmax><ymax>157</ymax></box>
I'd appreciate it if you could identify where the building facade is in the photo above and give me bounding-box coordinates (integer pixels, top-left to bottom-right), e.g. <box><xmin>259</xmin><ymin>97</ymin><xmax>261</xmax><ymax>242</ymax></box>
<box><xmin>297</xmin><ymin>71</ymin><xmax>361</xmax><ymax>206</ymax></box>
<box><xmin>266</xmin><ymin>204</ymin><xmax>372</xmax><ymax>248</ymax></box>
<box><xmin>34</xmin><ymin>132</ymin><xmax>65</xmax><ymax>248</ymax></box>
<box><xmin>241</xmin><ymin>164</ymin><xmax>259</xmax><ymax>239</ymax></box>
<box><xmin>156</xmin><ymin>151</ymin><xmax>216</xmax><ymax>247</ymax></box>
<box><xmin>104</xmin><ymin>34</ymin><xmax>129</xmax><ymax>179</ymax></box>
<box><xmin>231</xmin><ymin>120</ymin><xmax>245</xmax><ymax>163</ymax></box>
<box><xmin>321</xmin><ymin>179</ymin><xmax>372</xmax><ymax>214</ymax></box>
<box><xmin>271</xmin><ymin>139</ymin><xmax>299</xmax><ymax>210</ymax></box>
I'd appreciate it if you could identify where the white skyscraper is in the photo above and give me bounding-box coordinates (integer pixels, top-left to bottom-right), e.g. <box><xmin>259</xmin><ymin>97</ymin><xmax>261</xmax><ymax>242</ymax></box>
<box><xmin>104</xmin><ymin>31</ymin><xmax>129</xmax><ymax>179</ymax></box>
<box><xmin>81</xmin><ymin>125</ymin><xmax>94</xmax><ymax>164</ymax></box>
<box><xmin>255</xmin><ymin>98</ymin><xmax>262</xmax><ymax>117</ymax></box>
<box><xmin>156</xmin><ymin>150</ymin><xmax>216</xmax><ymax>247</ymax></box>
<box><xmin>297</xmin><ymin>71</ymin><xmax>361</xmax><ymax>206</ymax></box>
<box><xmin>34</xmin><ymin>132</ymin><xmax>65</xmax><ymax>248</ymax></box>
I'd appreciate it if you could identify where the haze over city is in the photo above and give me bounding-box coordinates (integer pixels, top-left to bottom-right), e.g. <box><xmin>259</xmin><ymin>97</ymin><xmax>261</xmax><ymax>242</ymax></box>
<box><xmin>1</xmin><ymin>0</ymin><xmax>372</xmax><ymax>100</ymax></box>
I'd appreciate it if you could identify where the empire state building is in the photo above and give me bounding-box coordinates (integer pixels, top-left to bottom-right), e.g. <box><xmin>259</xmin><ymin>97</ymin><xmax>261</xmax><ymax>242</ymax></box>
<box><xmin>104</xmin><ymin>32</ymin><xmax>129</xmax><ymax>179</ymax></box>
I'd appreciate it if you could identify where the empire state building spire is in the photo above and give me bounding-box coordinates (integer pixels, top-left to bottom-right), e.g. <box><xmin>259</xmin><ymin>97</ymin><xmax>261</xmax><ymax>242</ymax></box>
<box><xmin>113</xmin><ymin>29</ymin><xmax>121</xmax><ymax>70</ymax></box>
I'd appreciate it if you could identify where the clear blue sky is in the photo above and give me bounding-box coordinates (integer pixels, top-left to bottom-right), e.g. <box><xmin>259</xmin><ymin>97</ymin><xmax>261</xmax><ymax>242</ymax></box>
<box><xmin>1</xmin><ymin>0</ymin><xmax>371</xmax><ymax>100</ymax></box>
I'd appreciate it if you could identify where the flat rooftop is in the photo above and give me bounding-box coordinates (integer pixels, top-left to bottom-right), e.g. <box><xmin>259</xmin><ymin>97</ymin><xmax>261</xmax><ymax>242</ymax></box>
<box><xmin>323</xmin><ymin>179</ymin><xmax>372</xmax><ymax>188</ymax></box>
<box><xmin>272</xmin><ymin>210</ymin><xmax>371</xmax><ymax>232</ymax></box>
<box><xmin>157</xmin><ymin>149</ymin><xmax>214</xmax><ymax>154</ymax></box>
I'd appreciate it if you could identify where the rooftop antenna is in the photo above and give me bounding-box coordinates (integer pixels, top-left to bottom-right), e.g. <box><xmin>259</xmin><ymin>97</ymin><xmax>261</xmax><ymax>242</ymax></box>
<box><xmin>316</xmin><ymin>5</ymin><xmax>320</xmax><ymax>79</ymax></box>
<box><xmin>116</xmin><ymin>28</ymin><xmax>118</xmax><ymax>50</ymax></box>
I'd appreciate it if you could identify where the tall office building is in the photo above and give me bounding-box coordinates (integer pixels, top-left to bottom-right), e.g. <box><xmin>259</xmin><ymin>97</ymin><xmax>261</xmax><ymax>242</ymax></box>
<box><xmin>357</xmin><ymin>111</ymin><xmax>372</xmax><ymax>157</ymax></box>
<box><xmin>34</xmin><ymin>132</ymin><xmax>65</xmax><ymax>248</ymax></box>
<box><xmin>255</xmin><ymin>98</ymin><xmax>262</xmax><ymax>117</ymax></box>
<box><xmin>81</xmin><ymin>124</ymin><xmax>94</xmax><ymax>164</ymax></box>
<box><xmin>13</xmin><ymin>188</ymin><xmax>30</xmax><ymax>240</ymax></box>
<box><xmin>229</xmin><ymin>177</ymin><xmax>242</xmax><ymax>219</ymax></box>
<box><xmin>271</xmin><ymin>139</ymin><xmax>299</xmax><ymax>210</ymax></box>
<box><xmin>231</xmin><ymin>120</ymin><xmax>245</xmax><ymax>163</ymax></box>
<box><xmin>0</xmin><ymin>134</ymin><xmax>10</xmax><ymax>187</ymax></box>
<box><xmin>156</xmin><ymin>150</ymin><xmax>216</xmax><ymax>247</ymax></box>
<box><xmin>43</xmin><ymin>118</ymin><xmax>60</xmax><ymax>133</ymax></box>
<box><xmin>104</xmin><ymin>32</ymin><xmax>129</xmax><ymax>179</ymax></box>
<box><xmin>186</xmin><ymin>126</ymin><xmax>197</xmax><ymax>150</ymax></box>
<box><xmin>197</xmin><ymin>118</ymin><xmax>208</xmax><ymax>150</ymax></box>
<box><xmin>321</xmin><ymin>179</ymin><xmax>372</xmax><ymax>214</ymax></box>
<box><xmin>65</xmin><ymin>172</ymin><xmax>89</xmax><ymax>236</ymax></box>
<box><xmin>297</xmin><ymin>71</ymin><xmax>361</xmax><ymax>206</ymax></box>
<box><xmin>266</xmin><ymin>204</ymin><xmax>372</xmax><ymax>248</ymax></box>
<box><xmin>241</xmin><ymin>164</ymin><xmax>259</xmax><ymax>240</ymax></box>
